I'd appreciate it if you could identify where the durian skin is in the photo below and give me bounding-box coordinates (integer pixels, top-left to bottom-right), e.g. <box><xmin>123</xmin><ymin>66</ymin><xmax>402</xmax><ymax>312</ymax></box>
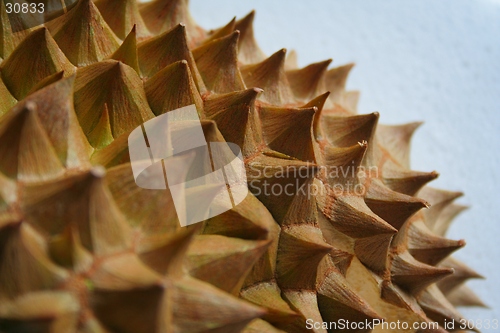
<box><xmin>0</xmin><ymin>1</ymin><xmax>484</xmax><ymax>333</ymax></box>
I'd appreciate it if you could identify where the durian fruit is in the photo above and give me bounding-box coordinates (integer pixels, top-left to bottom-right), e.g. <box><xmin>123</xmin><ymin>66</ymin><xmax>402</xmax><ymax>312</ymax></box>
<box><xmin>0</xmin><ymin>1</ymin><xmax>485</xmax><ymax>333</ymax></box>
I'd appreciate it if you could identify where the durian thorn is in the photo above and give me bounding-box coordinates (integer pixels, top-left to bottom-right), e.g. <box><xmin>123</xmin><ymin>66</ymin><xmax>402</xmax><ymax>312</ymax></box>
<box><xmin>326</xmin><ymin>63</ymin><xmax>355</xmax><ymax>86</ymax></box>
<box><xmin>285</xmin><ymin>49</ymin><xmax>298</xmax><ymax>70</ymax></box>
<box><xmin>377</xmin><ymin>121</ymin><xmax>424</xmax><ymax>168</ymax></box>
<box><xmin>234</xmin><ymin>10</ymin><xmax>266</xmax><ymax>64</ymax></box>
<box><xmin>235</xmin><ymin>10</ymin><xmax>255</xmax><ymax>34</ymax></box>
<box><xmin>304</xmin><ymin>92</ymin><xmax>331</xmax><ymax>140</ymax></box>
<box><xmin>322</xmin><ymin>111</ymin><xmax>379</xmax><ymax>147</ymax></box>
<box><xmin>240</xmin><ymin>48</ymin><xmax>293</xmax><ymax>104</ymax></box>
<box><xmin>391</xmin><ymin>252</ymin><xmax>455</xmax><ymax>294</ymax></box>
<box><xmin>408</xmin><ymin>221</ymin><xmax>467</xmax><ymax>265</ymax></box>
<box><xmin>110</xmin><ymin>25</ymin><xmax>140</xmax><ymax>73</ymax></box>
<box><xmin>204</xmin><ymin>17</ymin><xmax>236</xmax><ymax>43</ymax></box>
<box><xmin>286</xmin><ymin>59</ymin><xmax>332</xmax><ymax>100</ymax></box>
<box><xmin>26</xmin><ymin>71</ymin><xmax>65</xmax><ymax>96</ymax></box>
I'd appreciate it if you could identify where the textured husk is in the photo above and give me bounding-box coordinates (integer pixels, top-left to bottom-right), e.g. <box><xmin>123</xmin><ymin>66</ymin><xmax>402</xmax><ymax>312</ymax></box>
<box><xmin>0</xmin><ymin>1</ymin><xmax>483</xmax><ymax>333</ymax></box>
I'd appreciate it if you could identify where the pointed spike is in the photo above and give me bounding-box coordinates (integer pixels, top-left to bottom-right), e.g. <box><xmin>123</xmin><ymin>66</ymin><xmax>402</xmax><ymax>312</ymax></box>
<box><xmin>91</xmin><ymin>287</ymin><xmax>167</xmax><ymax>333</ymax></box>
<box><xmin>377</xmin><ymin>122</ymin><xmax>423</xmax><ymax>169</ymax></box>
<box><xmin>418</xmin><ymin>187</ymin><xmax>463</xmax><ymax>231</ymax></box>
<box><xmin>241</xmin><ymin>49</ymin><xmax>294</xmax><ymax>105</ymax></box>
<box><xmin>284</xmin><ymin>50</ymin><xmax>298</xmax><ymax>70</ymax></box>
<box><xmin>74</xmin><ymin>60</ymin><xmax>154</xmax><ymax>147</ymax></box>
<box><xmin>321</xmin><ymin>112</ymin><xmax>379</xmax><ymax>147</ymax></box>
<box><xmin>137</xmin><ymin>23</ymin><xmax>206</xmax><ymax>91</ymax></box>
<box><xmin>407</xmin><ymin>220</ymin><xmax>465</xmax><ymax>266</ymax></box>
<box><xmin>186</xmin><ymin>235</ymin><xmax>270</xmax><ymax>295</ymax></box>
<box><xmin>364</xmin><ymin>179</ymin><xmax>428</xmax><ymax>230</ymax></box>
<box><xmin>437</xmin><ymin>257</ymin><xmax>484</xmax><ymax>295</ymax></box>
<box><xmin>144</xmin><ymin>60</ymin><xmax>204</xmax><ymax>117</ymax></box>
<box><xmin>95</xmin><ymin>0</ymin><xmax>150</xmax><ymax>39</ymax></box>
<box><xmin>277</xmin><ymin>224</ymin><xmax>332</xmax><ymax>289</ymax></box>
<box><xmin>192</xmin><ymin>30</ymin><xmax>246</xmax><ymax>93</ymax></box>
<box><xmin>259</xmin><ymin>105</ymin><xmax>317</xmax><ymax>162</ymax></box>
<box><xmin>173</xmin><ymin>277</ymin><xmax>266</xmax><ymax>332</ymax></box>
<box><xmin>26</xmin><ymin>71</ymin><xmax>65</xmax><ymax>96</ymax></box>
<box><xmin>89</xmin><ymin>260</ymin><xmax>165</xmax><ymax>333</ymax></box>
<box><xmin>46</xmin><ymin>0</ymin><xmax>120</xmax><ymax>66</ymax></box>
<box><xmin>235</xmin><ymin>10</ymin><xmax>266</xmax><ymax>64</ymax></box>
<box><xmin>280</xmin><ymin>290</ymin><xmax>327</xmax><ymax>332</ymax></box>
<box><xmin>109</xmin><ymin>25</ymin><xmax>140</xmax><ymax>74</ymax></box>
<box><xmin>105</xmin><ymin>159</ymin><xmax>191</xmax><ymax>234</ymax></box>
<box><xmin>303</xmin><ymin>91</ymin><xmax>331</xmax><ymax>111</ymax></box>
<box><xmin>446</xmin><ymin>284</ymin><xmax>488</xmax><ymax>308</ymax></box>
<box><xmin>1</xmin><ymin>27</ymin><xmax>75</xmax><ymax>100</ymax></box>
<box><xmin>203</xmin><ymin>193</ymin><xmax>275</xmax><ymax>240</ymax></box>
<box><xmin>317</xmin><ymin>266</ymin><xmax>382</xmax><ymax>325</ymax></box>
<box><xmin>382</xmin><ymin>166</ymin><xmax>439</xmax><ymax>196</ymax></box>
<box><xmin>240</xmin><ymin>280</ymin><xmax>299</xmax><ymax>323</ymax></box>
<box><xmin>380</xmin><ymin>280</ymin><xmax>425</xmax><ymax>312</ymax></box>
<box><xmin>433</xmin><ymin>204</ymin><xmax>468</xmax><ymax>237</ymax></box>
<box><xmin>87</xmin><ymin>103</ymin><xmax>114</xmax><ymax>149</ymax></box>
<box><xmin>247</xmin><ymin>155</ymin><xmax>318</xmax><ymax>223</ymax></box>
<box><xmin>140</xmin><ymin>0</ymin><xmax>205</xmax><ymax>44</ymax></box>
<box><xmin>0</xmin><ymin>102</ymin><xmax>65</xmax><ymax>182</ymax></box>
<box><xmin>137</xmin><ymin>227</ymin><xmax>197</xmax><ymax>278</ymax></box>
<box><xmin>0</xmin><ymin>221</ymin><xmax>69</xmax><ymax>299</ymax></box>
<box><xmin>202</xmin><ymin>17</ymin><xmax>236</xmax><ymax>45</ymax></box>
<box><xmin>21</xmin><ymin>168</ymin><xmax>131</xmax><ymax>256</ymax></box>
<box><xmin>325</xmin><ymin>63</ymin><xmax>355</xmax><ymax>104</ymax></box>
<box><xmin>323</xmin><ymin>141</ymin><xmax>368</xmax><ymax>184</ymax></box>
<box><xmin>418</xmin><ymin>284</ymin><xmax>476</xmax><ymax>331</ymax></box>
<box><xmin>355</xmin><ymin>233</ymin><xmax>395</xmax><ymax>273</ymax></box>
<box><xmin>286</xmin><ymin>59</ymin><xmax>332</xmax><ymax>101</ymax></box>
<box><xmin>15</xmin><ymin>75</ymin><xmax>92</xmax><ymax>169</ymax></box>
<box><xmin>391</xmin><ymin>251</ymin><xmax>454</xmax><ymax>295</ymax></box>
<box><xmin>318</xmin><ymin>194</ymin><xmax>397</xmax><ymax>238</ymax></box>
<box><xmin>204</xmin><ymin>88</ymin><xmax>261</xmax><ymax>151</ymax></box>
<box><xmin>344</xmin><ymin>90</ymin><xmax>360</xmax><ymax>113</ymax></box>
<box><xmin>304</xmin><ymin>92</ymin><xmax>332</xmax><ymax>141</ymax></box>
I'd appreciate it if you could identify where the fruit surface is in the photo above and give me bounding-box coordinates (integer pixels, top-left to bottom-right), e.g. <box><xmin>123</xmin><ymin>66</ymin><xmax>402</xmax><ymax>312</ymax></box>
<box><xmin>0</xmin><ymin>1</ymin><xmax>484</xmax><ymax>332</ymax></box>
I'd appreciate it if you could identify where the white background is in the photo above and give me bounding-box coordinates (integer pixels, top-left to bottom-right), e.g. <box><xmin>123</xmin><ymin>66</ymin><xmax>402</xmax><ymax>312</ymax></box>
<box><xmin>190</xmin><ymin>0</ymin><xmax>500</xmax><ymax>324</ymax></box>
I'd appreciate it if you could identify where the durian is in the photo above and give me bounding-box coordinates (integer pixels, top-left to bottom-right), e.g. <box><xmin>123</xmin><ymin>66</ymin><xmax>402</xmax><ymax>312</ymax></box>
<box><xmin>0</xmin><ymin>1</ymin><xmax>485</xmax><ymax>332</ymax></box>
